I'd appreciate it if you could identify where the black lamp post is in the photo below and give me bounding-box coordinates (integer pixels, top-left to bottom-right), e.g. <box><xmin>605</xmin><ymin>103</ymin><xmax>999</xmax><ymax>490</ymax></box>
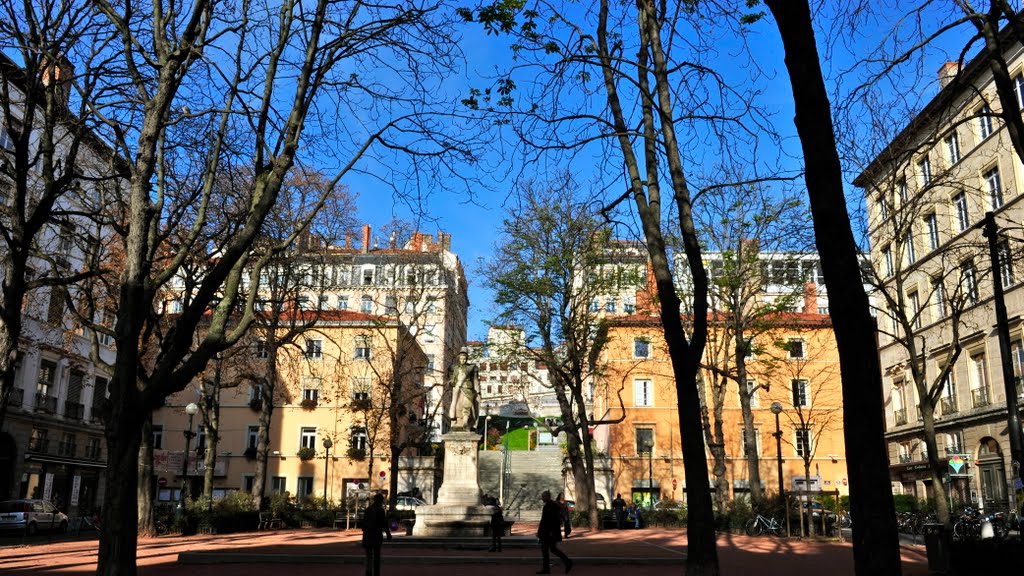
<box><xmin>770</xmin><ymin>401</ymin><xmax>785</xmax><ymax>501</ymax></box>
<box><xmin>177</xmin><ymin>402</ymin><xmax>199</xmax><ymax>518</ymax></box>
<box><xmin>647</xmin><ymin>443</ymin><xmax>654</xmax><ymax>507</ymax></box>
<box><xmin>322</xmin><ymin>437</ymin><xmax>333</xmax><ymax>510</ymax></box>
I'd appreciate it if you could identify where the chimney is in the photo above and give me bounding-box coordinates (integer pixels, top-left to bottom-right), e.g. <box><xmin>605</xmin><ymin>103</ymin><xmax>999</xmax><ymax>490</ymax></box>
<box><xmin>40</xmin><ymin>54</ymin><xmax>74</xmax><ymax>106</ymax></box>
<box><xmin>361</xmin><ymin>224</ymin><xmax>371</xmax><ymax>253</ymax></box>
<box><xmin>802</xmin><ymin>282</ymin><xmax>818</xmax><ymax>315</ymax></box>
<box><xmin>409</xmin><ymin>233</ymin><xmax>423</xmax><ymax>252</ymax></box>
<box><xmin>635</xmin><ymin>260</ymin><xmax>659</xmax><ymax>316</ymax></box>
<box><xmin>344</xmin><ymin>234</ymin><xmax>352</xmax><ymax>249</ymax></box>
<box><xmin>439</xmin><ymin>232</ymin><xmax>451</xmax><ymax>252</ymax></box>
<box><xmin>938</xmin><ymin>61</ymin><xmax>961</xmax><ymax>89</ymax></box>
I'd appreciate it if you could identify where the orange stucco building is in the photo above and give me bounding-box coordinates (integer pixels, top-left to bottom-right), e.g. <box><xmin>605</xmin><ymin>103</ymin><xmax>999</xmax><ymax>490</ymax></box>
<box><xmin>594</xmin><ymin>313</ymin><xmax>850</xmax><ymax>506</ymax></box>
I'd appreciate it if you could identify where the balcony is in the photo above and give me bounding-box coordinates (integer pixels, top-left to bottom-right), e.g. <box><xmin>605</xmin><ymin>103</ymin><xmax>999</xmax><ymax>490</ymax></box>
<box><xmin>57</xmin><ymin>441</ymin><xmax>77</xmax><ymax>457</ymax></box>
<box><xmin>28</xmin><ymin>437</ymin><xmax>49</xmax><ymax>453</ymax></box>
<box><xmin>84</xmin><ymin>444</ymin><xmax>102</xmax><ymax>460</ymax></box>
<box><xmin>34</xmin><ymin>394</ymin><xmax>57</xmax><ymax>414</ymax></box>
<box><xmin>8</xmin><ymin>387</ymin><xmax>23</xmax><ymax>407</ymax></box>
<box><xmin>898</xmin><ymin>454</ymin><xmax>913</xmax><ymax>463</ymax></box>
<box><xmin>894</xmin><ymin>408</ymin><xmax>908</xmax><ymax>426</ymax></box>
<box><xmin>64</xmin><ymin>401</ymin><xmax>84</xmax><ymax>421</ymax></box>
<box><xmin>940</xmin><ymin>396</ymin><xmax>958</xmax><ymax>415</ymax></box>
<box><xmin>972</xmin><ymin>387</ymin><xmax>991</xmax><ymax>408</ymax></box>
<box><xmin>945</xmin><ymin>446</ymin><xmax>965</xmax><ymax>455</ymax></box>
<box><xmin>90</xmin><ymin>404</ymin><xmax>109</xmax><ymax>423</ymax></box>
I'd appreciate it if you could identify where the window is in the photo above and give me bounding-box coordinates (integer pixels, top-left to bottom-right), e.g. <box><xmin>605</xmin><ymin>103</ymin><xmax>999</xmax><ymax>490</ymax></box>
<box><xmin>37</xmin><ymin>359</ymin><xmax>56</xmax><ymax>396</ymax></box>
<box><xmin>791</xmin><ymin>378</ymin><xmax>810</xmax><ymax>408</ymax></box>
<box><xmin>362</xmin><ymin>267</ymin><xmax>374</xmax><ymax>285</ymax></box>
<box><xmin>787</xmin><ymin>338</ymin><xmax>805</xmax><ymax>359</ymax></box>
<box><xmin>940</xmin><ymin>370</ymin><xmax>957</xmax><ymax>414</ymax></box>
<box><xmin>624</xmin><ymin>297</ymin><xmax>636</xmax><ymax>314</ymax></box>
<box><xmin>297</xmin><ymin>295</ymin><xmax>311</xmax><ymax>310</ymax></box>
<box><xmin>302</xmin><ymin>377</ymin><xmax>320</xmax><ymax>403</ymax></box>
<box><xmin>741</xmin><ymin>426</ymin><xmax>761</xmax><ymax>458</ymax></box>
<box><xmin>932</xmin><ymin>278</ymin><xmax>947</xmax><ymax>318</ymax></box>
<box><xmin>247</xmin><ymin>422</ymin><xmax>260</xmax><ymax>448</ymax></box>
<box><xmin>978</xmin><ymin>104</ymin><xmax>994</xmax><ymax>138</ymax></box>
<box><xmin>360</xmin><ymin>295</ymin><xmax>373</xmax><ymax>314</ymax></box>
<box><xmin>795</xmin><ymin>427</ymin><xmax>812</xmax><ymax>458</ymax></box>
<box><xmin>904</xmin><ymin>232</ymin><xmax>916</xmax><ymax>265</ymax></box>
<box><xmin>944</xmin><ymin>432</ymin><xmax>964</xmax><ymax>454</ymax></box>
<box><xmin>354</xmin><ymin>336</ymin><xmax>371</xmax><ymax>359</ymax></box>
<box><xmin>300</xmin><ymin>427</ymin><xmax>317</xmax><ymax>450</ymax></box>
<box><xmin>605</xmin><ymin>299</ymin><xmax>617</xmax><ymax>313</ymax></box>
<box><xmin>296</xmin><ymin>477</ymin><xmax>314</xmax><ymax>499</ymax></box>
<box><xmin>883</xmin><ymin>245</ymin><xmax>894</xmax><ymax>277</ymax></box>
<box><xmin>352</xmin><ymin>377</ymin><xmax>371</xmax><ymax>401</ymax></box>
<box><xmin>878</xmin><ymin>195</ymin><xmax>889</xmax><ymax>221</ymax></box>
<box><xmin>29</xmin><ymin>428</ymin><xmax>48</xmax><ymax>452</ymax></box>
<box><xmin>46</xmin><ymin>287</ymin><xmax>64</xmax><ymax>325</ymax></box>
<box><xmin>945</xmin><ymin>132</ymin><xmax>961</xmax><ymax>164</ymax></box>
<box><xmin>384</xmin><ymin>295</ymin><xmax>398</xmax><ymax>315</ymax></box>
<box><xmin>998</xmin><ymin>240</ymin><xmax>1014</xmax><ymax>287</ymax></box>
<box><xmin>426</xmin><ymin>354</ymin><xmax>435</xmax><ymax>371</ymax></box>
<box><xmin>1012</xmin><ymin>340</ymin><xmax>1024</xmax><ymax>397</ymax></box>
<box><xmin>634</xmin><ymin>379</ymin><xmax>653</xmax><ymax>407</ymax></box>
<box><xmin>249</xmin><ymin>383</ymin><xmax>263</xmax><ymax>402</ymax></box>
<box><xmin>351</xmin><ymin>426</ymin><xmax>368</xmax><ymax>450</ymax></box>
<box><xmin>909</xmin><ymin>291</ymin><xmax>922</xmax><ymax>329</ymax></box>
<box><xmin>634</xmin><ymin>338</ymin><xmax>651</xmax><ymax>359</ymax></box>
<box><xmin>588</xmin><ymin>299</ymin><xmax>600</xmax><ymax>313</ymax></box>
<box><xmin>195</xmin><ymin>426</ymin><xmax>207</xmax><ymax>454</ymax></box>
<box><xmin>898</xmin><ymin>179</ymin><xmax>908</xmax><ymax>203</ymax></box>
<box><xmin>918</xmin><ymin>157</ymin><xmax>932</xmax><ymax>187</ymax></box>
<box><xmin>254</xmin><ymin>339</ymin><xmax>268</xmax><ymax>359</ymax></box>
<box><xmin>961</xmin><ymin>260</ymin><xmax>979</xmax><ymax>304</ymax></box>
<box><xmin>953</xmin><ymin>192</ymin><xmax>969</xmax><ymax>232</ymax></box>
<box><xmin>337</xmin><ymin>295</ymin><xmax>349</xmax><ymax>310</ymax></box>
<box><xmin>1016</xmin><ymin>73</ymin><xmax>1024</xmax><ymax>109</ymax></box>
<box><xmin>270</xmin><ymin>477</ymin><xmax>287</xmax><ymax>494</ymax></box>
<box><xmin>925</xmin><ymin>213</ymin><xmax>940</xmax><ymax>251</ymax></box>
<box><xmin>305</xmin><ymin>338</ymin><xmax>322</xmax><ymax>360</ymax></box>
<box><xmin>969</xmin><ymin>353</ymin><xmax>990</xmax><ymax>407</ymax></box>
<box><xmin>742</xmin><ymin>379</ymin><xmax>759</xmax><ymax>408</ymax></box>
<box><xmin>635</xmin><ymin>428</ymin><xmax>654</xmax><ymax>456</ymax></box>
<box><xmin>243</xmin><ymin>475</ymin><xmax>256</xmax><ymax>492</ymax></box>
<box><xmin>985</xmin><ymin>166</ymin><xmax>1003</xmax><ymax>210</ymax></box>
<box><xmin>152</xmin><ymin>425</ymin><xmax>164</xmax><ymax>450</ymax></box>
<box><xmin>0</xmin><ymin>126</ymin><xmax>13</xmax><ymax>150</ymax></box>
<box><xmin>426</xmin><ymin>296</ymin><xmax>437</xmax><ymax>314</ymax></box>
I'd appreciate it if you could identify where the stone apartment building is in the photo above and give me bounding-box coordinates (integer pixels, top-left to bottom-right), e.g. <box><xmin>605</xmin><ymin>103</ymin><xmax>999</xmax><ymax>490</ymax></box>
<box><xmin>855</xmin><ymin>44</ymin><xmax>1024</xmax><ymax>510</ymax></box>
<box><xmin>0</xmin><ymin>53</ymin><xmax>121</xmax><ymax>512</ymax></box>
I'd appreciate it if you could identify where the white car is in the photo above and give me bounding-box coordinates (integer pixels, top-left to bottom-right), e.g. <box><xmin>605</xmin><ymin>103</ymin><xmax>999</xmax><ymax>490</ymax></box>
<box><xmin>394</xmin><ymin>496</ymin><xmax>425</xmax><ymax>511</ymax></box>
<box><xmin>0</xmin><ymin>500</ymin><xmax>69</xmax><ymax>535</ymax></box>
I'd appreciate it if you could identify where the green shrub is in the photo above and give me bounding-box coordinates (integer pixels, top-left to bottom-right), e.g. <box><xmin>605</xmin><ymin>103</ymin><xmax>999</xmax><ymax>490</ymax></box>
<box><xmin>893</xmin><ymin>494</ymin><xmax>919</xmax><ymax>513</ymax></box>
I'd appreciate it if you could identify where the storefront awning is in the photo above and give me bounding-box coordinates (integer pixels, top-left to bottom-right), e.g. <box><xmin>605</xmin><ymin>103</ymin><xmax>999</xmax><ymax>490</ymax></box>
<box><xmin>25</xmin><ymin>453</ymin><xmax>106</xmax><ymax>469</ymax></box>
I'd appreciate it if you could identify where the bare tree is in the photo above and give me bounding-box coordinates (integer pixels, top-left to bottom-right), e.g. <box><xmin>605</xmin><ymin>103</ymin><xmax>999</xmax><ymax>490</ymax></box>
<box><xmin>762</xmin><ymin>1</ymin><xmax>902</xmax><ymax>572</ymax></box>
<box><xmin>481</xmin><ymin>173</ymin><xmax>632</xmax><ymax>529</ymax></box>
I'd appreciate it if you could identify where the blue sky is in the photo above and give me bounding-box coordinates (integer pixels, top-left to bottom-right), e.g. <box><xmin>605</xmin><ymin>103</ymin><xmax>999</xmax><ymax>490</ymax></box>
<box><xmin>338</xmin><ymin>4</ymin><xmax>973</xmax><ymax>341</ymax></box>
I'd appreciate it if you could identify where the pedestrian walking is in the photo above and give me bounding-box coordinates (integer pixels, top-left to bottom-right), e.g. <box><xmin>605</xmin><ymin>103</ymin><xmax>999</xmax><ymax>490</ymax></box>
<box><xmin>612</xmin><ymin>493</ymin><xmax>626</xmax><ymax>529</ymax></box>
<box><xmin>361</xmin><ymin>493</ymin><xmax>392</xmax><ymax>576</ymax></box>
<box><xmin>489</xmin><ymin>503</ymin><xmax>505</xmax><ymax>552</ymax></box>
<box><xmin>557</xmin><ymin>492</ymin><xmax>572</xmax><ymax>539</ymax></box>
<box><xmin>537</xmin><ymin>490</ymin><xmax>573</xmax><ymax>574</ymax></box>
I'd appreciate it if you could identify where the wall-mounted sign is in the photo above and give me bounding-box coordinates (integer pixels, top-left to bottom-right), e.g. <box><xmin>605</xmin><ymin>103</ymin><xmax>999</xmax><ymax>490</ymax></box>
<box><xmin>947</xmin><ymin>454</ymin><xmax>970</xmax><ymax>477</ymax></box>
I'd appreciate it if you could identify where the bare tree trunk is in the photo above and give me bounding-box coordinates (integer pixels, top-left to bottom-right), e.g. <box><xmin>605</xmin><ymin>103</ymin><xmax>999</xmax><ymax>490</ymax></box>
<box><xmin>97</xmin><ymin>381</ymin><xmax>145</xmax><ymax>575</ymax></box>
<box><xmin>764</xmin><ymin>2</ymin><xmax>901</xmax><ymax>573</ymax></box>
<box><xmin>735</xmin><ymin>341</ymin><xmax>763</xmax><ymax>502</ymax></box>
<box><xmin>252</xmin><ymin>342</ymin><xmax>279</xmax><ymax>509</ymax></box>
<box><xmin>920</xmin><ymin>404</ymin><xmax>951</xmax><ymax>525</ymax></box>
<box><xmin>138</xmin><ymin>416</ymin><xmax>156</xmax><ymax>537</ymax></box>
<box><xmin>804</xmin><ymin>459</ymin><xmax>815</xmax><ymax>538</ymax></box>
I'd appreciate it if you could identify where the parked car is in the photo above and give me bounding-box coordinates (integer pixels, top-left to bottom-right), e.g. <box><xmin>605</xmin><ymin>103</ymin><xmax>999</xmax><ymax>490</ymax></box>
<box><xmin>394</xmin><ymin>496</ymin><xmax>426</xmax><ymax>511</ymax></box>
<box><xmin>795</xmin><ymin>501</ymin><xmax>837</xmax><ymax>521</ymax></box>
<box><xmin>0</xmin><ymin>499</ymin><xmax>69</xmax><ymax>535</ymax></box>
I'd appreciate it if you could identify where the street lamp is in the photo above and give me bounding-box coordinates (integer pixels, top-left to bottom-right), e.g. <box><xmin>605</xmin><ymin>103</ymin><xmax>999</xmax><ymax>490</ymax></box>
<box><xmin>322</xmin><ymin>437</ymin><xmax>333</xmax><ymax>511</ymax></box>
<box><xmin>770</xmin><ymin>401</ymin><xmax>785</xmax><ymax>501</ymax></box>
<box><xmin>645</xmin><ymin>442</ymin><xmax>654</xmax><ymax>508</ymax></box>
<box><xmin>177</xmin><ymin>402</ymin><xmax>199</xmax><ymax>518</ymax></box>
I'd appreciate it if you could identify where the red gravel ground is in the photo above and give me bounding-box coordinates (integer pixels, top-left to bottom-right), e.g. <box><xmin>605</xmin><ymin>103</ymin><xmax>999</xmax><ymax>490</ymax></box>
<box><xmin>0</xmin><ymin>525</ymin><xmax>930</xmax><ymax>576</ymax></box>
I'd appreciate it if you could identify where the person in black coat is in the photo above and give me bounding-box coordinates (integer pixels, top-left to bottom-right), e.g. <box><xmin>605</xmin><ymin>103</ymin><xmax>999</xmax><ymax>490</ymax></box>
<box><xmin>361</xmin><ymin>493</ymin><xmax>392</xmax><ymax>576</ymax></box>
<box><xmin>537</xmin><ymin>490</ymin><xmax>573</xmax><ymax>574</ymax></box>
<box><xmin>489</xmin><ymin>503</ymin><xmax>505</xmax><ymax>552</ymax></box>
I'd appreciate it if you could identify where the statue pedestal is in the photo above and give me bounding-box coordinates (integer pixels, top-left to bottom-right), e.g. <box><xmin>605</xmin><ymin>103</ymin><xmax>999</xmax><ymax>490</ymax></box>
<box><xmin>412</xmin><ymin>431</ymin><xmax>494</xmax><ymax>537</ymax></box>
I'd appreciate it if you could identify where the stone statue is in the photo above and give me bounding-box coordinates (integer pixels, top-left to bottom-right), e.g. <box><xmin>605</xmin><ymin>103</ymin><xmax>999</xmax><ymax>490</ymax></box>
<box><xmin>447</xmin><ymin>348</ymin><xmax>479</xmax><ymax>431</ymax></box>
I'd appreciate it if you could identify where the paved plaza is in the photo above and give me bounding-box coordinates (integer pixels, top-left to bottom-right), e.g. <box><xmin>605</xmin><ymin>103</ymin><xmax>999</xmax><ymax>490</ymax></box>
<box><xmin>0</xmin><ymin>524</ymin><xmax>932</xmax><ymax>576</ymax></box>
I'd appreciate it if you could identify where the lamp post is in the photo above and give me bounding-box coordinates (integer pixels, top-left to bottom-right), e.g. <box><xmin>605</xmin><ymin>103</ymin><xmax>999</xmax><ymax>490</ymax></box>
<box><xmin>646</xmin><ymin>442</ymin><xmax>654</xmax><ymax>508</ymax></box>
<box><xmin>770</xmin><ymin>401</ymin><xmax>785</xmax><ymax>501</ymax></box>
<box><xmin>177</xmin><ymin>402</ymin><xmax>199</xmax><ymax>518</ymax></box>
<box><xmin>322</xmin><ymin>438</ymin><xmax>333</xmax><ymax>511</ymax></box>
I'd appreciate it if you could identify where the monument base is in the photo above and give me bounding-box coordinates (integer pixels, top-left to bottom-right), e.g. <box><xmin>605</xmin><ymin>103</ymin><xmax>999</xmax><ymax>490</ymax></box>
<box><xmin>411</xmin><ymin>504</ymin><xmax>496</xmax><ymax>537</ymax></box>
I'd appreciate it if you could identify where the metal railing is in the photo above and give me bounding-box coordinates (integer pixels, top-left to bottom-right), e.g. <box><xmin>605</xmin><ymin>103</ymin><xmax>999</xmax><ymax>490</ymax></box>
<box><xmin>894</xmin><ymin>408</ymin><xmax>908</xmax><ymax>426</ymax></box>
<box><xmin>34</xmin><ymin>393</ymin><xmax>57</xmax><ymax>413</ymax></box>
<box><xmin>940</xmin><ymin>396</ymin><xmax>958</xmax><ymax>414</ymax></box>
<box><xmin>57</xmin><ymin>441</ymin><xmax>77</xmax><ymax>457</ymax></box>
<box><xmin>8</xmin><ymin>387</ymin><xmax>24</xmax><ymax>407</ymax></box>
<box><xmin>971</xmin><ymin>387</ymin><xmax>991</xmax><ymax>408</ymax></box>
<box><xmin>28</xmin><ymin>437</ymin><xmax>49</xmax><ymax>453</ymax></box>
<box><xmin>64</xmin><ymin>401</ymin><xmax>84</xmax><ymax>420</ymax></box>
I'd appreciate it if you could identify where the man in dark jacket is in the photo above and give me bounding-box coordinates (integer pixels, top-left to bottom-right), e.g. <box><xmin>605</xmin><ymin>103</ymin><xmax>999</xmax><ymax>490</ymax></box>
<box><xmin>537</xmin><ymin>490</ymin><xmax>573</xmax><ymax>574</ymax></box>
<box><xmin>362</xmin><ymin>493</ymin><xmax>392</xmax><ymax>576</ymax></box>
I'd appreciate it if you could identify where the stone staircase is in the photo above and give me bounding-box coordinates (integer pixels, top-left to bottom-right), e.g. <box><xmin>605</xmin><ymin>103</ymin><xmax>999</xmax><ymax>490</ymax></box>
<box><xmin>479</xmin><ymin>446</ymin><xmax>564</xmax><ymax>522</ymax></box>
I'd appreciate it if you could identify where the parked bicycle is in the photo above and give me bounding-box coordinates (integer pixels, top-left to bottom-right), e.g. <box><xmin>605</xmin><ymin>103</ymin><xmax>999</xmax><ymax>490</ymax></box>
<box><xmin>952</xmin><ymin>507</ymin><xmax>1010</xmax><ymax>541</ymax></box>
<box><xmin>745</xmin><ymin>513</ymin><xmax>783</xmax><ymax>537</ymax></box>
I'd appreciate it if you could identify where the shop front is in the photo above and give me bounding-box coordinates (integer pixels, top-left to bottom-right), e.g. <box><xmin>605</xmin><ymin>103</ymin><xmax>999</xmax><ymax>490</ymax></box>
<box><xmin>21</xmin><ymin>453</ymin><xmax>104</xmax><ymax>516</ymax></box>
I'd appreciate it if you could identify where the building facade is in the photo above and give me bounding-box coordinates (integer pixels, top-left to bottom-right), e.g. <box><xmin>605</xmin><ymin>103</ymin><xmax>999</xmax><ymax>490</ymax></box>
<box><xmin>855</xmin><ymin>43</ymin><xmax>1024</xmax><ymax>510</ymax></box>
<box><xmin>594</xmin><ymin>313</ymin><xmax>850</xmax><ymax>507</ymax></box>
<box><xmin>0</xmin><ymin>53</ymin><xmax>121</xmax><ymax>513</ymax></box>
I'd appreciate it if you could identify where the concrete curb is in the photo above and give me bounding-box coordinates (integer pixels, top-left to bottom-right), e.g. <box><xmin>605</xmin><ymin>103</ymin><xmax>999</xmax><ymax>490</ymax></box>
<box><xmin>177</xmin><ymin>552</ymin><xmax>685</xmax><ymax>565</ymax></box>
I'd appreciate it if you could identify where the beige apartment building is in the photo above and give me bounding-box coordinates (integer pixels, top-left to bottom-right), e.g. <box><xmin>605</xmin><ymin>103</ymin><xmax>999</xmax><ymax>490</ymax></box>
<box><xmin>155</xmin><ymin>310</ymin><xmax>432</xmax><ymax>505</ymax></box>
<box><xmin>855</xmin><ymin>43</ymin><xmax>1024</xmax><ymax>511</ymax></box>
